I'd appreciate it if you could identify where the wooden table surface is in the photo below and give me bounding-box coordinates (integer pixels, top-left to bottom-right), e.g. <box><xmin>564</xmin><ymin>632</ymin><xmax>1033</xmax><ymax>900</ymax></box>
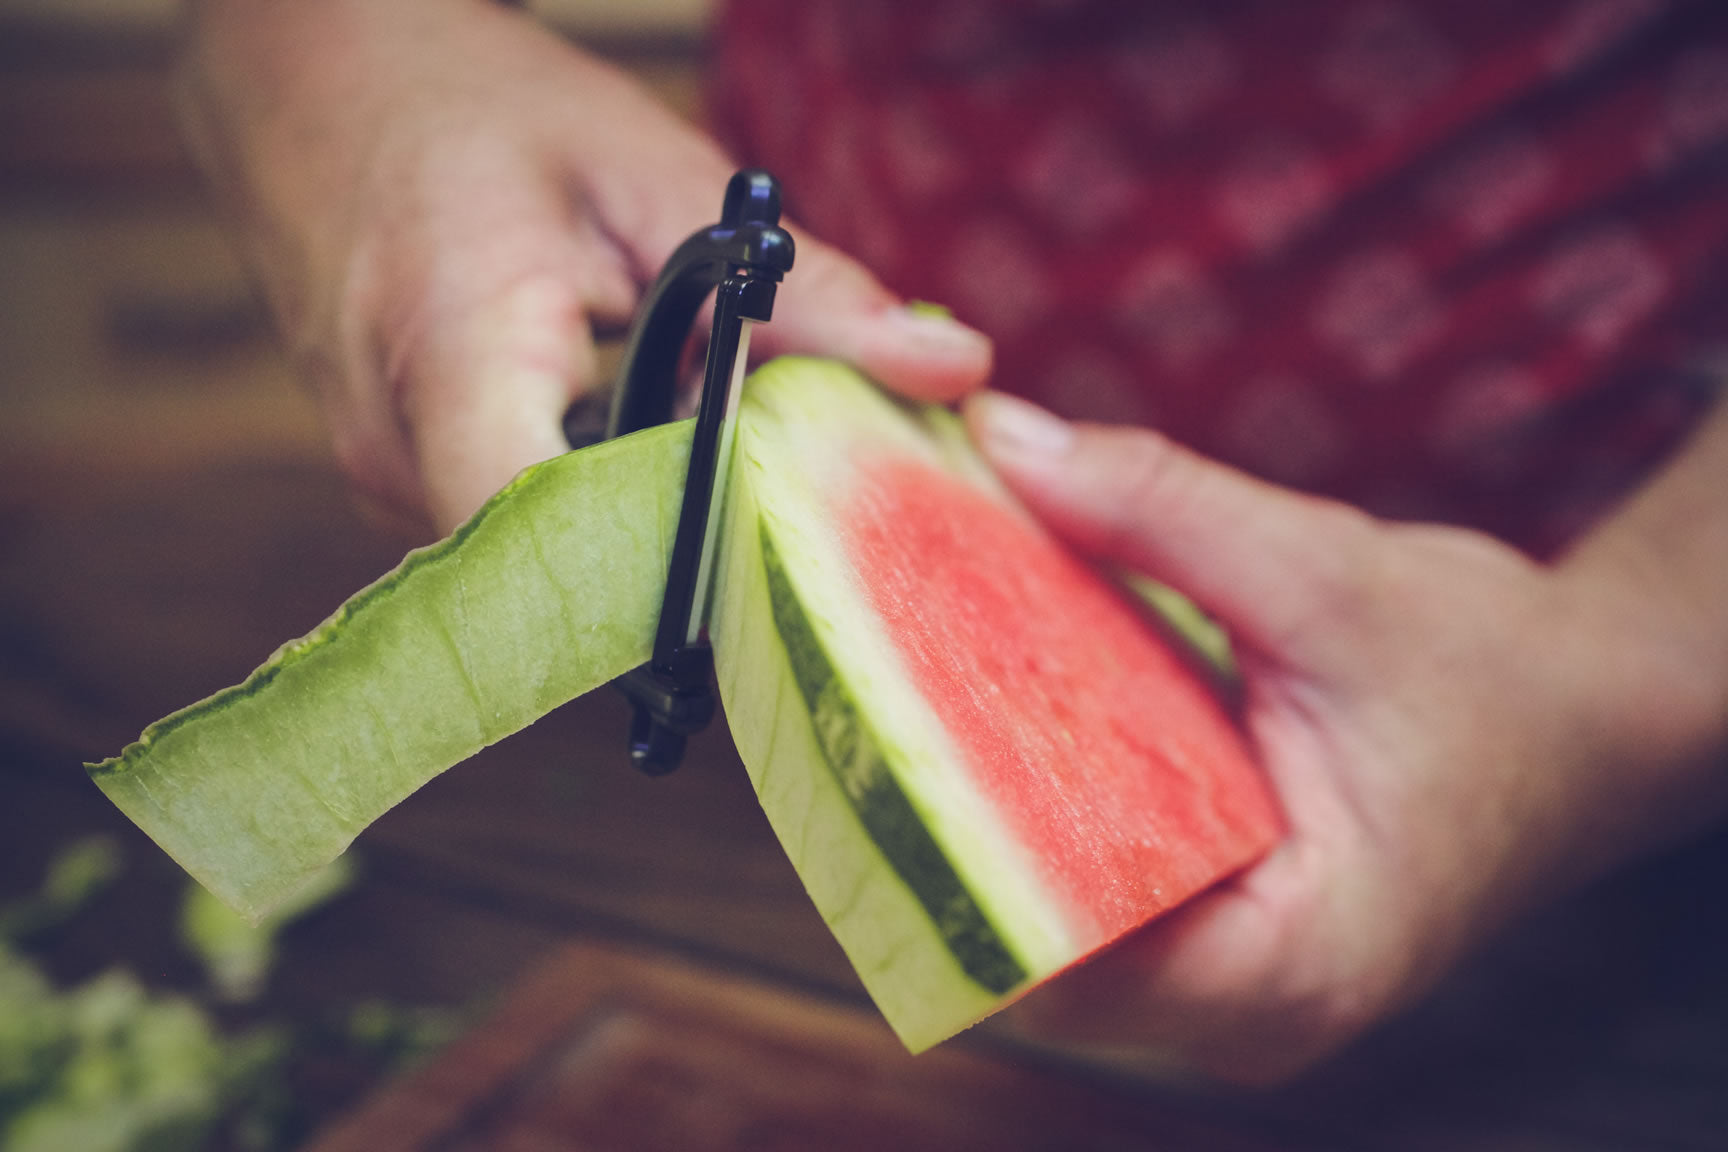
<box><xmin>3</xmin><ymin>25</ymin><xmax>1726</xmax><ymax>1152</ymax></box>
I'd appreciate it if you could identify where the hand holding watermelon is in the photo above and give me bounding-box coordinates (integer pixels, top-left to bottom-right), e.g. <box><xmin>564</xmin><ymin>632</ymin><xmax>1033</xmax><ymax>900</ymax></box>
<box><xmin>968</xmin><ymin>391</ymin><xmax>1728</xmax><ymax>1083</ymax></box>
<box><xmin>176</xmin><ymin>0</ymin><xmax>992</xmax><ymax>536</ymax></box>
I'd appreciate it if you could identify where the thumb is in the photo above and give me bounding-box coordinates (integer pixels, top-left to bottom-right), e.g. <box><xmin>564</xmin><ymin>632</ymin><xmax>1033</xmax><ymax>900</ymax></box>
<box><xmin>755</xmin><ymin>229</ymin><xmax>994</xmax><ymax>402</ymax></box>
<box><xmin>965</xmin><ymin>391</ymin><xmax>1377</xmax><ymax>662</ymax></box>
<box><xmin>406</xmin><ymin>277</ymin><xmax>598</xmax><ymax>535</ymax></box>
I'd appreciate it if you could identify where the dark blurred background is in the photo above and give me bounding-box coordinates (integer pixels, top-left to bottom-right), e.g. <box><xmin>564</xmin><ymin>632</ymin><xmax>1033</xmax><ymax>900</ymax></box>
<box><xmin>3</xmin><ymin>3</ymin><xmax>1727</xmax><ymax>1150</ymax></box>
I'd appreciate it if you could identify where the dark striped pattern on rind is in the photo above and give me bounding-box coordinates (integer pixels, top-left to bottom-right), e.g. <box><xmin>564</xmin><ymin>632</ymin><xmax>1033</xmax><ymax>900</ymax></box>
<box><xmin>759</xmin><ymin>525</ymin><xmax>1026</xmax><ymax>995</ymax></box>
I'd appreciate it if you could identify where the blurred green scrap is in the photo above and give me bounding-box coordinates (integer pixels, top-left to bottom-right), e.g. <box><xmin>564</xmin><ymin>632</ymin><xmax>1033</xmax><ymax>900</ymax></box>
<box><xmin>0</xmin><ymin>837</ymin><xmax>358</xmax><ymax>1152</ymax></box>
<box><xmin>181</xmin><ymin>855</ymin><xmax>356</xmax><ymax>1004</ymax></box>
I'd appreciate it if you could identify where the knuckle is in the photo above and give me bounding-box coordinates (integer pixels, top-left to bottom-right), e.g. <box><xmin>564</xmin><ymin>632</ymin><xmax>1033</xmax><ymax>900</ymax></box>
<box><xmin>1087</xmin><ymin>427</ymin><xmax>1193</xmax><ymax>554</ymax></box>
<box><xmin>1195</xmin><ymin>846</ymin><xmax>1393</xmax><ymax>1082</ymax></box>
<box><xmin>1303</xmin><ymin>506</ymin><xmax>1386</xmax><ymax>607</ymax></box>
<box><xmin>1265</xmin><ymin>500</ymin><xmax>1391</xmax><ymax>653</ymax></box>
<box><xmin>330</xmin><ymin>426</ymin><xmax>392</xmax><ymax>495</ymax></box>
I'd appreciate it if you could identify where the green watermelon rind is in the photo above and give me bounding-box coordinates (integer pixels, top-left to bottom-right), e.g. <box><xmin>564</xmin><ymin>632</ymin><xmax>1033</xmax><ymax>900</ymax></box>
<box><xmin>85</xmin><ymin>422</ymin><xmax>693</xmax><ymax>921</ymax></box>
<box><xmin>759</xmin><ymin>527</ymin><xmax>1024</xmax><ymax>996</ymax></box>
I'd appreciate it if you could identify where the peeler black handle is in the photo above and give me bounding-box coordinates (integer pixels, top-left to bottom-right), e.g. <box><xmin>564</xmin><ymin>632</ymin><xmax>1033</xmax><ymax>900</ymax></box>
<box><xmin>607</xmin><ymin>171</ymin><xmax>792</xmax><ymax>438</ymax></box>
<box><xmin>594</xmin><ymin>170</ymin><xmax>793</xmax><ymax>775</ymax></box>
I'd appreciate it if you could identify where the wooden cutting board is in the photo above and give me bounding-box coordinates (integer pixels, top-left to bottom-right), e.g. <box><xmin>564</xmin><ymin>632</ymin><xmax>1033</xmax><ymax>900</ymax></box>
<box><xmin>304</xmin><ymin>941</ymin><xmax>1279</xmax><ymax>1152</ymax></box>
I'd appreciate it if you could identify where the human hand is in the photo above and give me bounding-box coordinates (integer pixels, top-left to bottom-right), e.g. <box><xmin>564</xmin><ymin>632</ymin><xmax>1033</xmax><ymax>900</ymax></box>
<box><xmin>965</xmin><ymin>391</ymin><xmax>1728</xmax><ymax>1083</ymax></box>
<box><xmin>178</xmin><ymin>0</ymin><xmax>991</xmax><ymax>534</ymax></box>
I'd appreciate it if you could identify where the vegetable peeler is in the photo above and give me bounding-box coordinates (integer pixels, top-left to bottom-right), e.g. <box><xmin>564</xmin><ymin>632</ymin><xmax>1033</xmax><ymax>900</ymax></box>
<box><xmin>585</xmin><ymin>169</ymin><xmax>794</xmax><ymax>775</ymax></box>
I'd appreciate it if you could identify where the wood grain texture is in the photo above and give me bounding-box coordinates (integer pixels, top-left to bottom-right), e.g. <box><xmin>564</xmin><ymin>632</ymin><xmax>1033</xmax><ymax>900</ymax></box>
<box><xmin>304</xmin><ymin>941</ymin><xmax>1281</xmax><ymax>1152</ymax></box>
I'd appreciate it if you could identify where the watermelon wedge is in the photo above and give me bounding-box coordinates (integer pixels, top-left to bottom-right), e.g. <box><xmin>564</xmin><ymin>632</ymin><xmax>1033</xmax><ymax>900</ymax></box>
<box><xmin>716</xmin><ymin>360</ymin><xmax>1280</xmax><ymax>1049</ymax></box>
<box><xmin>88</xmin><ymin>357</ymin><xmax>1280</xmax><ymax>1052</ymax></box>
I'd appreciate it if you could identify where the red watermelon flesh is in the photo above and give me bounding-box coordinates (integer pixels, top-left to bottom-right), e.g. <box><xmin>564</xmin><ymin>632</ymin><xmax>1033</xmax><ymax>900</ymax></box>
<box><xmin>844</xmin><ymin>455</ymin><xmax>1282</xmax><ymax>951</ymax></box>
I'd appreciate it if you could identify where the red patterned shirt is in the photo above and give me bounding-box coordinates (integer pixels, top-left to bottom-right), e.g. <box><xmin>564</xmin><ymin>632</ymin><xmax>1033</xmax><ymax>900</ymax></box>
<box><xmin>709</xmin><ymin>0</ymin><xmax>1728</xmax><ymax>554</ymax></box>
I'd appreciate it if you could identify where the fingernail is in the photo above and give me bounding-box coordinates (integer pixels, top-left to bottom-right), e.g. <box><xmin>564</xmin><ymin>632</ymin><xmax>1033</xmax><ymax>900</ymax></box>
<box><xmin>972</xmin><ymin>392</ymin><xmax>1073</xmax><ymax>463</ymax></box>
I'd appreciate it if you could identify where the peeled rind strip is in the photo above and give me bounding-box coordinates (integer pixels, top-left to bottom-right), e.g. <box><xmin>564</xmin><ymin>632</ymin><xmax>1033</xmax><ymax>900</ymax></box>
<box><xmin>88</xmin><ymin>422</ymin><xmax>693</xmax><ymax>921</ymax></box>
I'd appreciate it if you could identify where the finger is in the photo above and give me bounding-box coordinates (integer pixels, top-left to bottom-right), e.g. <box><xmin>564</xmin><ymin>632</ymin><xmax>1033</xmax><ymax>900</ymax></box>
<box><xmin>1019</xmin><ymin>939</ymin><xmax>1332</xmax><ymax>1087</ymax></box>
<box><xmin>404</xmin><ymin>275</ymin><xmax>598</xmax><ymax>534</ymax></box>
<box><xmin>1006</xmin><ymin>885</ymin><xmax>1290</xmax><ymax>1081</ymax></box>
<box><xmin>1007</xmin><ymin>713</ymin><xmax>1418</xmax><ymax>1085</ymax></box>
<box><xmin>304</xmin><ymin>342</ymin><xmax>433</xmax><ymax>534</ymax></box>
<box><xmin>753</xmin><ymin>230</ymin><xmax>994</xmax><ymax>402</ymax></box>
<box><xmin>1006</xmin><ymin>827</ymin><xmax>1387</xmax><ymax>1083</ymax></box>
<box><xmin>964</xmin><ymin>391</ymin><xmax>1379</xmax><ymax>662</ymax></box>
<box><xmin>586</xmin><ymin>140</ymin><xmax>992</xmax><ymax>400</ymax></box>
